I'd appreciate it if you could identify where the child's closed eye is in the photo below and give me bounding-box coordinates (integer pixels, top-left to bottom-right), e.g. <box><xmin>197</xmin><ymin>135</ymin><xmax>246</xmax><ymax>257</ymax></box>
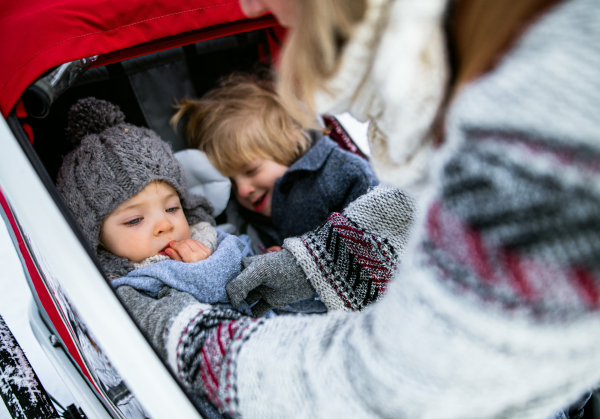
<box><xmin>245</xmin><ymin>165</ymin><xmax>260</xmax><ymax>176</ymax></box>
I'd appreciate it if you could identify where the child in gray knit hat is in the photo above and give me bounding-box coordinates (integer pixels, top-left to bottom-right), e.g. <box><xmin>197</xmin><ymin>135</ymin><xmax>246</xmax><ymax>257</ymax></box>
<box><xmin>56</xmin><ymin>97</ymin><xmax>253</xmax><ymax>312</ymax></box>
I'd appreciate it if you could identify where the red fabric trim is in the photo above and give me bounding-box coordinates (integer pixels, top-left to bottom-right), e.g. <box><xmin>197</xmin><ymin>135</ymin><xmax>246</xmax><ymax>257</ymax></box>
<box><xmin>21</xmin><ymin>124</ymin><xmax>34</xmax><ymax>145</ymax></box>
<box><xmin>15</xmin><ymin>99</ymin><xmax>27</xmax><ymax>119</ymax></box>
<box><xmin>258</xmin><ymin>42</ymin><xmax>269</xmax><ymax>65</ymax></box>
<box><xmin>201</xmin><ymin>348</ymin><xmax>219</xmax><ymax>388</ymax></box>
<box><xmin>0</xmin><ymin>0</ymin><xmax>274</xmax><ymax>117</ymax></box>
<box><xmin>14</xmin><ymin>99</ymin><xmax>34</xmax><ymax>144</ymax></box>
<box><xmin>0</xmin><ymin>188</ymin><xmax>100</xmax><ymax>393</ymax></box>
<box><xmin>90</xmin><ymin>16</ymin><xmax>279</xmax><ymax>70</ymax></box>
<box><xmin>266</xmin><ymin>26</ymin><xmax>287</xmax><ymax>68</ymax></box>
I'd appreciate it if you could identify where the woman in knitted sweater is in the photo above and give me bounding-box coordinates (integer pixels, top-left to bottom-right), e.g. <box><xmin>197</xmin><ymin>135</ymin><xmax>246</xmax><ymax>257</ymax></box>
<box><xmin>116</xmin><ymin>0</ymin><xmax>600</xmax><ymax>417</ymax></box>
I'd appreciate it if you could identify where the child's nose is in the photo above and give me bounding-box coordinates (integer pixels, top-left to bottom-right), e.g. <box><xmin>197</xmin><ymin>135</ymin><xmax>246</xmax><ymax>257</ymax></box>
<box><xmin>236</xmin><ymin>179</ymin><xmax>254</xmax><ymax>197</ymax></box>
<box><xmin>154</xmin><ymin>217</ymin><xmax>174</xmax><ymax>235</ymax></box>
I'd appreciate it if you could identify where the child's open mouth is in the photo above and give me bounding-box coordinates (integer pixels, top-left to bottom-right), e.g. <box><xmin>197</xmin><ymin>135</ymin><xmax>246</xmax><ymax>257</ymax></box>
<box><xmin>252</xmin><ymin>192</ymin><xmax>268</xmax><ymax>213</ymax></box>
<box><xmin>159</xmin><ymin>244</ymin><xmax>171</xmax><ymax>256</ymax></box>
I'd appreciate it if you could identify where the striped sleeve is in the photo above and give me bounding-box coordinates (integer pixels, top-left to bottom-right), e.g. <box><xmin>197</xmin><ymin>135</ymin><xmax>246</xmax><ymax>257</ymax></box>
<box><xmin>422</xmin><ymin>129</ymin><xmax>600</xmax><ymax>319</ymax></box>
<box><xmin>284</xmin><ymin>186</ymin><xmax>416</xmax><ymax>312</ymax></box>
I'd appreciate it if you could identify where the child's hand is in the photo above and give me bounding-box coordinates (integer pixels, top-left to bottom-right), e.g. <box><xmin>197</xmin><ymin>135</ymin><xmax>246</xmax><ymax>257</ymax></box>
<box><xmin>164</xmin><ymin>239</ymin><xmax>213</xmax><ymax>263</ymax></box>
<box><xmin>258</xmin><ymin>244</ymin><xmax>282</xmax><ymax>254</ymax></box>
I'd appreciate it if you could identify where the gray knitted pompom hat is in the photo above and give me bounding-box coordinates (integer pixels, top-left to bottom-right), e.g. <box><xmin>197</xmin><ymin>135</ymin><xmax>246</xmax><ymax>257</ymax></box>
<box><xmin>56</xmin><ymin>97</ymin><xmax>215</xmax><ymax>278</ymax></box>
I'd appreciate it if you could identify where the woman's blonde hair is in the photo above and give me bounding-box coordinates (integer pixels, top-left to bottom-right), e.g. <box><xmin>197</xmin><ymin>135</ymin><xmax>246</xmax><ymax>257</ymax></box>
<box><xmin>277</xmin><ymin>0</ymin><xmax>367</xmax><ymax>127</ymax></box>
<box><xmin>171</xmin><ymin>74</ymin><xmax>311</xmax><ymax>177</ymax></box>
<box><xmin>276</xmin><ymin>0</ymin><xmax>563</xmax><ymax>124</ymax></box>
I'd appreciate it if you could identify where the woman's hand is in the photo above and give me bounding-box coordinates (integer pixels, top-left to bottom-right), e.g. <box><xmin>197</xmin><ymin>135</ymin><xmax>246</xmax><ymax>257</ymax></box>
<box><xmin>165</xmin><ymin>239</ymin><xmax>213</xmax><ymax>263</ymax></box>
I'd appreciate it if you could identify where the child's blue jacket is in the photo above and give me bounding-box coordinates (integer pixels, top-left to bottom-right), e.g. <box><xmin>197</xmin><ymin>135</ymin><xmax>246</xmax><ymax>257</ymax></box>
<box><xmin>239</xmin><ymin>131</ymin><xmax>379</xmax><ymax>247</ymax></box>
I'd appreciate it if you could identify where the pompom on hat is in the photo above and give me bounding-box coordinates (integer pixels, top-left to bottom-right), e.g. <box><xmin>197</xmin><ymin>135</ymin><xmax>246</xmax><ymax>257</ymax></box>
<box><xmin>56</xmin><ymin>97</ymin><xmax>214</xmax><ymax>278</ymax></box>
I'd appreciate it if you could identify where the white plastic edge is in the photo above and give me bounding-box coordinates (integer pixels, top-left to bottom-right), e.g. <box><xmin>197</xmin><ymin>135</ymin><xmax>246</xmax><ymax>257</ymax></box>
<box><xmin>333</xmin><ymin>112</ymin><xmax>371</xmax><ymax>156</ymax></box>
<box><xmin>28</xmin><ymin>301</ymin><xmax>111</xmax><ymax>419</ymax></box>
<box><xmin>0</xmin><ymin>116</ymin><xmax>202</xmax><ymax>418</ymax></box>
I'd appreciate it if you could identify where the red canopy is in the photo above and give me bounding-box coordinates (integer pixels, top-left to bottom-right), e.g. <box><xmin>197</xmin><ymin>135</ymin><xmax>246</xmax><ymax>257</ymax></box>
<box><xmin>0</xmin><ymin>0</ymin><xmax>277</xmax><ymax>117</ymax></box>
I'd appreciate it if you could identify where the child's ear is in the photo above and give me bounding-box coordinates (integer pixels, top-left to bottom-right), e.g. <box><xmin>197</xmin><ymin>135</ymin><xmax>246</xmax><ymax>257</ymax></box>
<box><xmin>182</xmin><ymin>193</ymin><xmax>216</xmax><ymax>226</ymax></box>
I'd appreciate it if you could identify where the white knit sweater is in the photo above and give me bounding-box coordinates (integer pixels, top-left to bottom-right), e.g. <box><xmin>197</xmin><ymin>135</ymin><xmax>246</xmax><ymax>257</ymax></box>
<box><xmin>314</xmin><ymin>0</ymin><xmax>449</xmax><ymax>195</ymax></box>
<box><xmin>165</xmin><ymin>0</ymin><xmax>600</xmax><ymax>417</ymax></box>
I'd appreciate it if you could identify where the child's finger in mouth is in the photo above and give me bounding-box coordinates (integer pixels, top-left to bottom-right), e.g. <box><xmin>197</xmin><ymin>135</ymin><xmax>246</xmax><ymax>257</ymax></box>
<box><xmin>164</xmin><ymin>247</ymin><xmax>182</xmax><ymax>261</ymax></box>
<box><xmin>160</xmin><ymin>241</ymin><xmax>178</xmax><ymax>256</ymax></box>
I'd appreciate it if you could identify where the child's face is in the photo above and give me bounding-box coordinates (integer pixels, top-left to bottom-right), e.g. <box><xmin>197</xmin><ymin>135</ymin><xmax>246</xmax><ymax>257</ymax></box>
<box><xmin>231</xmin><ymin>159</ymin><xmax>288</xmax><ymax>217</ymax></box>
<box><xmin>100</xmin><ymin>181</ymin><xmax>191</xmax><ymax>263</ymax></box>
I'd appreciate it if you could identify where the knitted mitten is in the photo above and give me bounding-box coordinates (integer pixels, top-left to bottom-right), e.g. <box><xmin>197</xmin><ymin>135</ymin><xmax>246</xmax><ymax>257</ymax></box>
<box><xmin>226</xmin><ymin>249</ymin><xmax>315</xmax><ymax>310</ymax></box>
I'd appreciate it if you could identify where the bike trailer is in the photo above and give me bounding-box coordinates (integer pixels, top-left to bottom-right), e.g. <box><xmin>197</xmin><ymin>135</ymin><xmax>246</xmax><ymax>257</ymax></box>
<box><xmin>0</xmin><ymin>1</ymin><xmax>368</xmax><ymax>417</ymax></box>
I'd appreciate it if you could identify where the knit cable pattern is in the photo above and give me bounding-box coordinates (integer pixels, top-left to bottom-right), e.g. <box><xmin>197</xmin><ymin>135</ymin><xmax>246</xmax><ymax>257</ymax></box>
<box><xmin>301</xmin><ymin>212</ymin><xmax>399</xmax><ymax>311</ymax></box>
<box><xmin>285</xmin><ymin>186</ymin><xmax>415</xmax><ymax>312</ymax></box>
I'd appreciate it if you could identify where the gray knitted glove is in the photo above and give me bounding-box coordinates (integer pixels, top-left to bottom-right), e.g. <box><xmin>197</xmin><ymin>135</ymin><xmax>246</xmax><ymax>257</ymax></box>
<box><xmin>226</xmin><ymin>249</ymin><xmax>315</xmax><ymax>313</ymax></box>
<box><xmin>116</xmin><ymin>285</ymin><xmax>201</xmax><ymax>360</ymax></box>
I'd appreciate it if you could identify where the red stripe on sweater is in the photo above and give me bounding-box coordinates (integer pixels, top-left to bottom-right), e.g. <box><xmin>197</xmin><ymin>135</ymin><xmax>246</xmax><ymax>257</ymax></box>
<box><xmin>327</xmin><ymin>214</ymin><xmax>363</xmax><ymax>232</ymax></box>
<box><xmin>426</xmin><ymin>201</ymin><xmax>443</xmax><ymax>246</ymax></box>
<box><xmin>503</xmin><ymin>250</ymin><xmax>534</xmax><ymax>299</ymax></box>
<box><xmin>201</xmin><ymin>347</ymin><xmax>220</xmax><ymax>389</ymax></box>
<box><xmin>464</xmin><ymin>227</ymin><xmax>495</xmax><ymax>284</ymax></box>
<box><xmin>337</xmin><ymin>231</ymin><xmax>371</xmax><ymax>248</ymax></box>
<box><xmin>200</xmin><ymin>367</ymin><xmax>220</xmax><ymax>406</ymax></box>
<box><xmin>426</xmin><ymin>196</ymin><xmax>600</xmax><ymax>312</ymax></box>
<box><xmin>471</xmin><ymin>131</ymin><xmax>600</xmax><ymax>175</ymax></box>
<box><xmin>217</xmin><ymin>323</ymin><xmax>226</xmax><ymax>356</ymax></box>
<box><xmin>428</xmin><ymin>201</ymin><xmax>538</xmax><ymax>300</ymax></box>
<box><xmin>572</xmin><ymin>268</ymin><xmax>600</xmax><ymax>308</ymax></box>
<box><xmin>329</xmin><ymin>213</ymin><xmax>393</xmax><ymax>293</ymax></box>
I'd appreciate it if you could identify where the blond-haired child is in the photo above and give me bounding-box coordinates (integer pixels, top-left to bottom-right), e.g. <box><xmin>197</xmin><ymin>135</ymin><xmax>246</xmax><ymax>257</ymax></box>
<box><xmin>173</xmin><ymin>75</ymin><xmax>379</xmax><ymax>251</ymax></box>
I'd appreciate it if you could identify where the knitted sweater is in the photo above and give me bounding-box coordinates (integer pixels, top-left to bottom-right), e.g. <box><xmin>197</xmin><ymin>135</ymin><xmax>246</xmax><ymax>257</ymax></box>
<box><xmin>149</xmin><ymin>0</ymin><xmax>600</xmax><ymax>417</ymax></box>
